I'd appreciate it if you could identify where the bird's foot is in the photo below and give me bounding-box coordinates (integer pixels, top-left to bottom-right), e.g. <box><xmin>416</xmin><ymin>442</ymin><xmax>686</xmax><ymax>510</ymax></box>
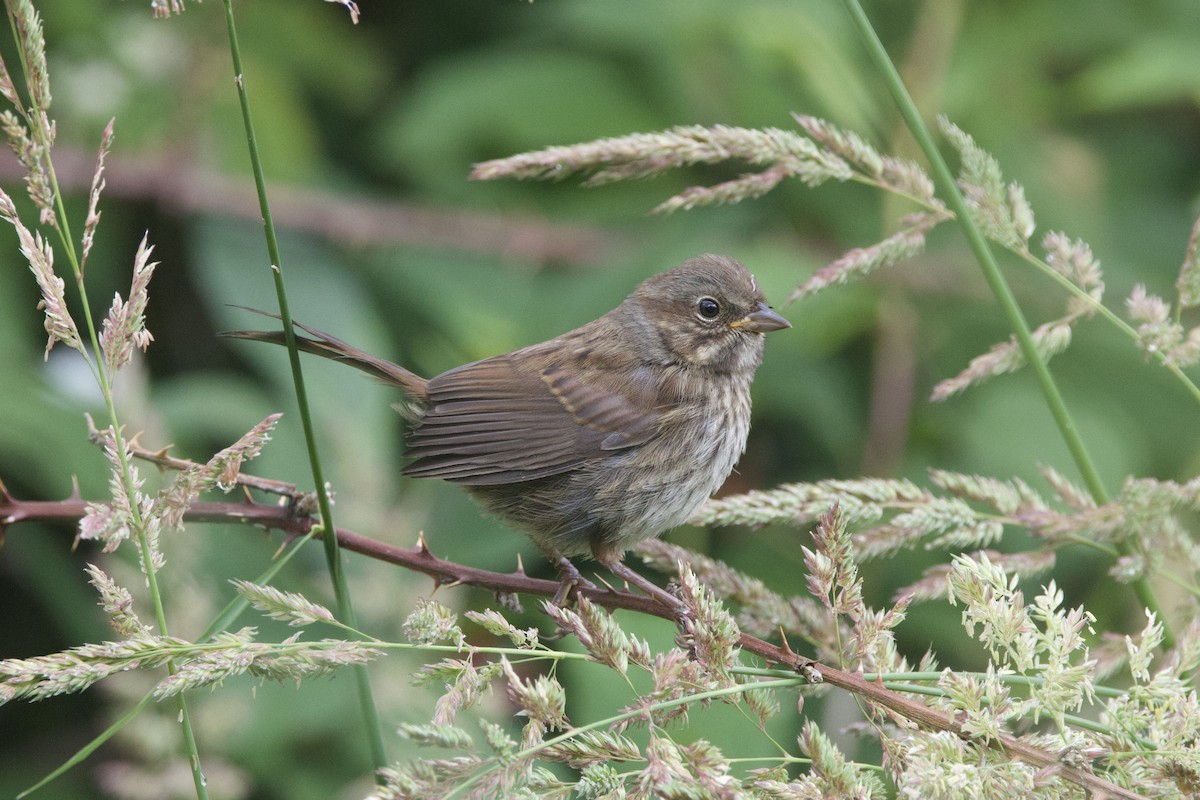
<box><xmin>550</xmin><ymin>556</ymin><xmax>596</xmax><ymax>608</ymax></box>
<box><xmin>601</xmin><ymin>559</ymin><xmax>689</xmax><ymax>620</ymax></box>
<box><xmin>541</xmin><ymin>557</ymin><xmax>599</xmax><ymax>641</ymax></box>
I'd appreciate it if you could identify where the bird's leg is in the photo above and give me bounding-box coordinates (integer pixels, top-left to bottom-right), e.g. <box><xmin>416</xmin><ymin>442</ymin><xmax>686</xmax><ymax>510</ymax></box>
<box><xmin>549</xmin><ymin>555</ymin><xmax>596</xmax><ymax>607</ymax></box>
<box><xmin>597</xmin><ymin>554</ymin><xmax>688</xmax><ymax>618</ymax></box>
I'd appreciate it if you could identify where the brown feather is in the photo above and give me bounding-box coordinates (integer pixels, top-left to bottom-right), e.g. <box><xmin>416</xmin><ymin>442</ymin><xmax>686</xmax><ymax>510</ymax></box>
<box><xmin>221</xmin><ymin>313</ymin><xmax>428</xmax><ymax>400</ymax></box>
<box><xmin>403</xmin><ymin>353</ymin><xmax>661</xmax><ymax>484</ymax></box>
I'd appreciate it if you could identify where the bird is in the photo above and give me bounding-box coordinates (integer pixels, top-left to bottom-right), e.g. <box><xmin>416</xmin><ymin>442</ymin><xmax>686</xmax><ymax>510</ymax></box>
<box><xmin>223</xmin><ymin>254</ymin><xmax>790</xmax><ymax>612</ymax></box>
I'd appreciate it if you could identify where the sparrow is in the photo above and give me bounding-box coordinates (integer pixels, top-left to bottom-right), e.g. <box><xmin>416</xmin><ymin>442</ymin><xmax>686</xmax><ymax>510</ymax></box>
<box><xmin>224</xmin><ymin>254</ymin><xmax>789</xmax><ymax>611</ymax></box>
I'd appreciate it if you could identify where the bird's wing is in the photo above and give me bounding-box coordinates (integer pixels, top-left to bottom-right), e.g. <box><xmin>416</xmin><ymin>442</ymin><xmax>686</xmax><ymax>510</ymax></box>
<box><xmin>402</xmin><ymin>354</ymin><xmax>661</xmax><ymax>486</ymax></box>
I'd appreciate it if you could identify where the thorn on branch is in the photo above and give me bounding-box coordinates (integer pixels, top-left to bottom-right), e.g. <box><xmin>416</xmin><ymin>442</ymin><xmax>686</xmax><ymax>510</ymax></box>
<box><xmin>778</xmin><ymin>626</ymin><xmax>795</xmax><ymax>657</ymax></box>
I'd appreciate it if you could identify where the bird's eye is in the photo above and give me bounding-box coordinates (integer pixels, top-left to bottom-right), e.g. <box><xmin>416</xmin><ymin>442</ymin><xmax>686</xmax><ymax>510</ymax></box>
<box><xmin>696</xmin><ymin>297</ymin><xmax>721</xmax><ymax>320</ymax></box>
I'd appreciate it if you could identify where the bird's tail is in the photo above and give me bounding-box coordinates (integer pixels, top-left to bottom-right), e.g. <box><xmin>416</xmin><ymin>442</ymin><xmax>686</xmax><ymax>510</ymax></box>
<box><xmin>221</xmin><ymin>307</ymin><xmax>428</xmax><ymax>401</ymax></box>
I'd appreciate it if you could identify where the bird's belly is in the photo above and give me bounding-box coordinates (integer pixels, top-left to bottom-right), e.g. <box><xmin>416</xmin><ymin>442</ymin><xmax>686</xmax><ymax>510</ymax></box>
<box><xmin>466</xmin><ymin>378</ymin><xmax>752</xmax><ymax>560</ymax></box>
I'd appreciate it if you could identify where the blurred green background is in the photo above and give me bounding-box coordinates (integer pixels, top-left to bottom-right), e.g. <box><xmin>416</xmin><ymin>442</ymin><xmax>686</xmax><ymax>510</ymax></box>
<box><xmin>1</xmin><ymin>0</ymin><xmax>1198</xmax><ymax>797</ymax></box>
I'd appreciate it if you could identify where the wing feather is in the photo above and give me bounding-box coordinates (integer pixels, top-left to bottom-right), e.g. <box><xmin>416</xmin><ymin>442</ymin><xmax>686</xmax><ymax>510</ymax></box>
<box><xmin>402</xmin><ymin>354</ymin><xmax>661</xmax><ymax>485</ymax></box>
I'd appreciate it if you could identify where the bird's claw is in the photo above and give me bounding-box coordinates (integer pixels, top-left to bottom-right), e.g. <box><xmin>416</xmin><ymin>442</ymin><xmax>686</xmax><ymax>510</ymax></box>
<box><xmin>549</xmin><ymin>556</ymin><xmax>597</xmax><ymax>609</ymax></box>
<box><xmin>601</xmin><ymin>559</ymin><xmax>691</xmax><ymax>620</ymax></box>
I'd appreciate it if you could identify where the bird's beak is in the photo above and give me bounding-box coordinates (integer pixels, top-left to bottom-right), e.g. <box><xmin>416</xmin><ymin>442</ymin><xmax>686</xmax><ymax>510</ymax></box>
<box><xmin>730</xmin><ymin>302</ymin><xmax>791</xmax><ymax>333</ymax></box>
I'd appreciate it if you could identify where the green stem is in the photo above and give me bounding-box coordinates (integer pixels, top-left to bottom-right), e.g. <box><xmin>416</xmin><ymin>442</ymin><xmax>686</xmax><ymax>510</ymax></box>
<box><xmin>62</xmin><ymin>165</ymin><xmax>209</xmax><ymax>800</ymax></box>
<box><xmin>219</xmin><ymin>0</ymin><xmax>387</xmax><ymax>777</ymax></box>
<box><xmin>3</xmin><ymin>2</ymin><xmax>211</xmax><ymax>793</ymax></box>
<box><xmin>200</xmin><ymin>528</ymin><xmax>319</xmax><ymax>641</ymax></box>
<box><xmin>724</xmin><ymin>754</ymin><xmax>887</xmax><ymax>773</ymax></box>
<box><xmin>18</xmin><ymin>693</ymin><xmax>155</xmax><ymax>799</ymax></box>
<box><xmin>837</xmin><ymin>0</ymin><xmax>1172</xmax><ymax>648</ymax></box>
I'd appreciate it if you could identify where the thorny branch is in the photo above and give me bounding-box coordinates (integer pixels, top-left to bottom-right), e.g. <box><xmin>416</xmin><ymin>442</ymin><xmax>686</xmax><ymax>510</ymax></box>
<box><xmin>0</xmin><ymin>483</ymin><xmax>1149</xmax><ymax>800</ymax></box>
